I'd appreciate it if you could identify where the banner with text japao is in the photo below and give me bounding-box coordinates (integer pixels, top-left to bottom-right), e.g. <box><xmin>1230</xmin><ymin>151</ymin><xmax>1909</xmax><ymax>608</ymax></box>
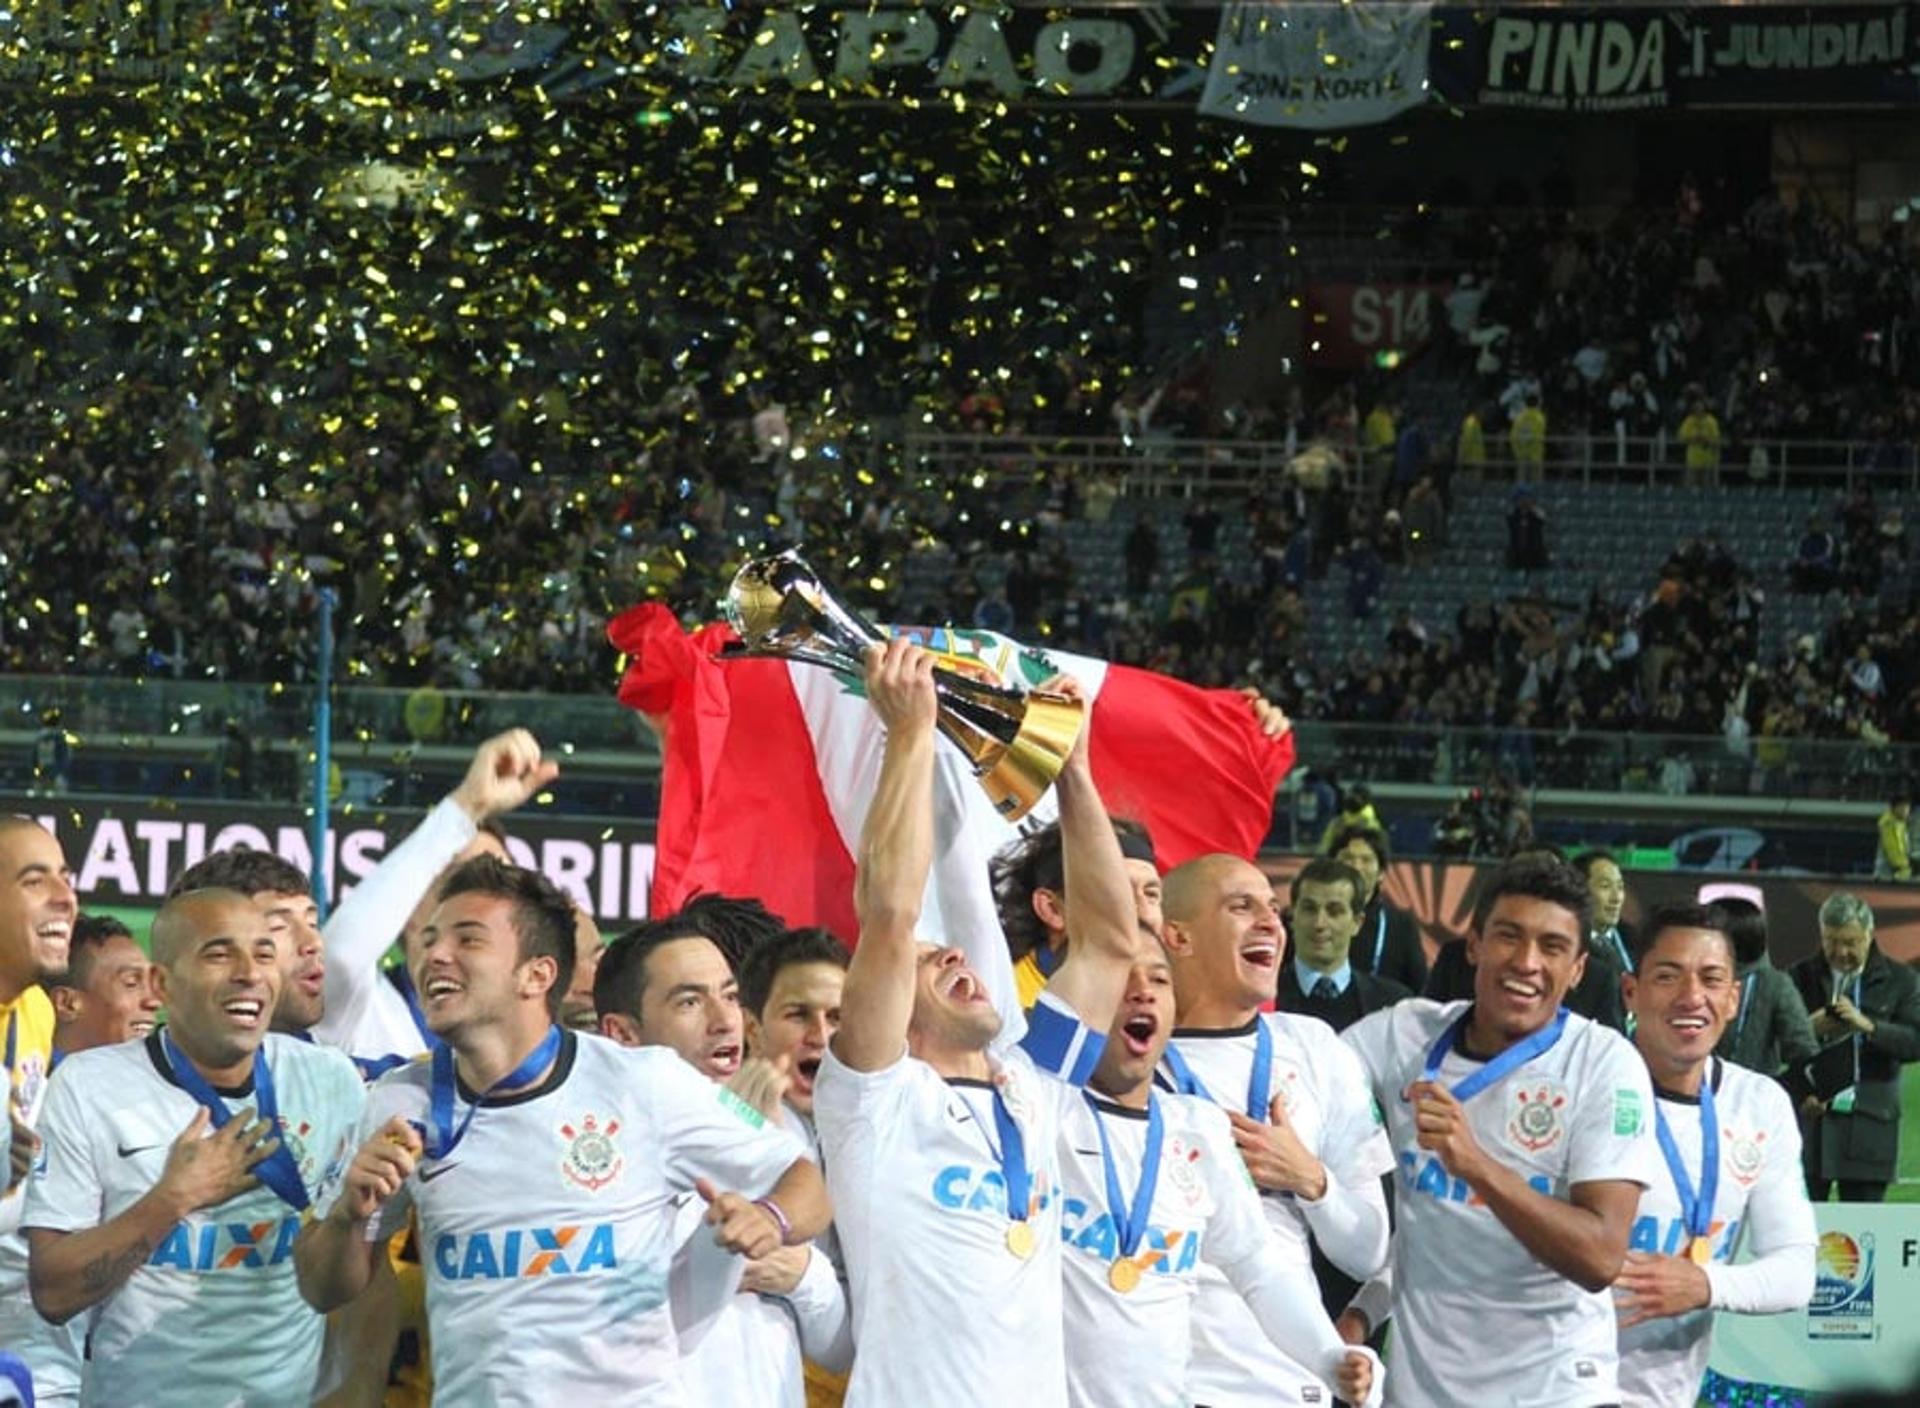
<box><xmin>8</xmin><ymin>795</ymin><xmax>658</xmax><ymax>929</ymax></box>
<box><xmin>1430</xmin><ymin>3</ymin><xmax>1920</xmax><ymax>114</ymax></box>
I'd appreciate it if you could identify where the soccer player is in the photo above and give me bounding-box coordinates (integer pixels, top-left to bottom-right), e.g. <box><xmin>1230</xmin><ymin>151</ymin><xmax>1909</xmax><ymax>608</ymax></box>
<box><xmin>46</xmin><ymin>917</ymin><xmax>161</xmax><ymax>1058</ymax></box>
<box><xmin>991</xmin><ymin>816</ymin><xmax>1164</xmax><ymax>1008</ymax></box>
<box><xmin>594</xmin><ymin>910</ymin><xmax>851</xmax><ymax>1406</ymax></box>
<box><xmin>168</xmin><ymin>850</ymin><xmax>328</xmax><ymax>1037</ymax></box>
<box><xmin>1157</xmin><ymin>853</ymin><xmax>1393</xmax><ymax>1405</ymax></box>
<box><xmin>2</xmin><ymin>817</ymin><xmax>72</xmax><ymax>1201</ymax></box>
<box><xmin>1342</xmin><ymin>856</ymin><xmax>1660</xmax><ymax>1406</ymax></box>
<box><xmin>738</xmin><ymin>926</ymin><xmax>849</xmax><ymax>1141</ymax></box>
<box><xmin>1613</xmin><ymin>905</ymin><xmax>1815</xmax><ymax>1406</ymax></box>
<box><xmin>814</xmin><ymin>640</ymin><xmax>1137</xmax><ymax>1407</ymax></box>
<box><xmin>24</xmin><ymin>888</ymin><xmax>366</xmax><ymax>1405</ymax></box>
<box><xmin>294</xmin><ymin>857</ymin><xmax>829</xmax><ymax>1405</ymax></box>
<box><xmin>2</xmin><ymin>915</ymin><xmax>160</xmax><ymax>1405</ymax></box>
<box><xmin>1059</xmin><ymin>941</ymin><xmax>1378</xmax><ymax>1407</ymax></box>
<box><xmin>310</xmin><ymin>728</ymin><xmax>553</xmax><ymax>1065</ymax></box>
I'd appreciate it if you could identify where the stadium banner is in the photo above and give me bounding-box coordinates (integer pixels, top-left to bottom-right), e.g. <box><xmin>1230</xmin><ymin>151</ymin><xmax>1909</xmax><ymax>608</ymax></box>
<box><xmin>1196</xmin><ymin>0</ymin><xmax>1431</xmax><ymax>130</ymax></box>
<box><xmin>4</xmin><ymin>794</ymin><xmax>658</xmax><ymax>928</ymax></box>
<box><xmin>1430</xmin><ymin>4</ymin><xmax>1920</xmax><ymax>113</ymax></box>
<box><xmin>1709</xmin><ymin>1204</ymin><xmax>1920</xmax><ymax>1393</ymax></box>
<box><xmin>1302</xmin><ymin>281</ymin><xmax>1451</xmax><ymax>369</ymax></box>
<box><xmin>1262</xmin><ymin>855</ymin><xmax>1920</xmax><ymax>969</ymax></box>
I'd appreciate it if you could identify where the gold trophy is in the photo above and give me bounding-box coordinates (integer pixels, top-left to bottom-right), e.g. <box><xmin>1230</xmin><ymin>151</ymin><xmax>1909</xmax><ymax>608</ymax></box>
<box><xmin>724</xmin><ymin>551</ymin><xmax>1084</xmax><ymax>821</ymax></box>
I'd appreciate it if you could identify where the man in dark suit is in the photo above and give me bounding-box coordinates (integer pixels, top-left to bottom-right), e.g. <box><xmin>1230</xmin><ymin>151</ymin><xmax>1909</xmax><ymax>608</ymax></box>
<box><xmin>1275</xmin><ymin>855</ymin><xmax>1409</xmax><ymax>1348</ymax></box>
<box><xmin>1788</xmin><ymin>891</ymin><xmax>1920</xmax><ymax>1202</ymax></box>
<box><xmin>1574</xmin><ymin>849</ymin><xmax>1636</xmax><ymax>974</ymax></box>
<box><xmin>1278</xmin><ymin>857</ymin><xmax>1413</xmax><ymax>1032</ymax></box>
<box><xmin>1327</xmin><ymin>824</ymin><xmax>1429</xmax><ymax>994</ymax></box>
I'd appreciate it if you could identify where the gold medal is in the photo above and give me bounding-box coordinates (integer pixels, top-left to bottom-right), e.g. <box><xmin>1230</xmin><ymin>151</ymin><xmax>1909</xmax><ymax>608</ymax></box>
<box><xmin>1005</xmin><ymin>1222</ymin><xmax>1036</xmax><ymax>1259</ymax></box>
<box><xmin>1108</xmin><ymin>1258</ymin><xmax>1142</xmax><ymax>1294</ymax></box>
<box><xmin>1688</xmin><ymin>1236</ymin><xmax>1713</xmax><ymax>1266</ymax></box>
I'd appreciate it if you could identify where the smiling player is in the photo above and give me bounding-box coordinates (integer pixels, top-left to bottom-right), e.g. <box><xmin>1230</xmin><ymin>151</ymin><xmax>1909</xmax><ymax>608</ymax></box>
<box><xmin>1156</xmin><ymin>853</ymin><xmax>1393</xmax><ymax>1407</ymax></box>
<box><xmin>1342</xmin><ymin>856</ymin><xmax>1660</xmax><ymax>1406</ymax></box>
<box><xmin>1614</xmin><ymin>906</ymin><xmax>1814</xmax><ymax>1406</ymax></box>
<box><xmin>24</xmin><ymin>888</ymin><xmax>364</xmax><ymax>1406</ymax></box>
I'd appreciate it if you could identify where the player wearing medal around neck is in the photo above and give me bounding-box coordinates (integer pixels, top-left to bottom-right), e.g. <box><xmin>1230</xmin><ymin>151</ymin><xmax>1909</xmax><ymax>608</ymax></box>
<box><xmin>1154</xmin><ymin>852</ymin><xmax>1394</xmax><ymax>1408</ymax></box>
<box><xmin>294</xmin><ymin>856</ymin><xmax>830</xmax><ymax>1407</ymax></box>
<box><xmin>23</xmin><ymin>888</ymin><xmax>366</xmax><ymax>1407</ymax></box>
<box><xmin>1340</xmin><ymin>856</ymin><xmax>1661</xmax><ymax>1408</ymax></box>
<box><xmin>1613</xmin><ymin>905</ymin><xmax>1815</xmax><ymax>1407</ymax></box>
<box><xmin>813</xmin><ymin>639</ymin><xmax>1138</xmax><ymax>1408</ymax></box>
<box><xmin>592</xmin><ymin>911</ymin><xmax>852</xmax><ymax>1406</ymax></box>
<box><xmin>1060</xmin><ymin>941</ymin><xmax>1381</xmax><ymax>1407</ymax></box>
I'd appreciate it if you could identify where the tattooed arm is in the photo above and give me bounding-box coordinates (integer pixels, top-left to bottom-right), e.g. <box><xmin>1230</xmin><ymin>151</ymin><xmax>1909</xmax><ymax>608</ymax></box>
<box><xmin>28</xmin><ymin>1107</ymin><xmax>279</xmax><ymax>1324</ymax></box>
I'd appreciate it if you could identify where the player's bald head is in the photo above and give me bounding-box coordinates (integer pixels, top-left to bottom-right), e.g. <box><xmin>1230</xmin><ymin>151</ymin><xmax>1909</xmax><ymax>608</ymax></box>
<box><xmin>1162</xmin><ymin>854</ymin><xmax>1257</xmax><ymax>924</ymax></box>
<box><xmin>0</xmin><ymin>814</ymin><xmax>47</xmax><ymax>848</ymax></box>
<box><xmin>151</xmin><ymin>887</ymin><xmax>258</xmax><ymax>968</ymax></box>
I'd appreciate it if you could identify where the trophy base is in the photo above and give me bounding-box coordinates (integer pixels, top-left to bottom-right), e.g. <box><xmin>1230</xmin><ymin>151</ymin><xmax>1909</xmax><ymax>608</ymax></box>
<box><xmin>978</xmin><ymin>691</ymin><xmax>1085</xmax><ymax>822</ymax></box>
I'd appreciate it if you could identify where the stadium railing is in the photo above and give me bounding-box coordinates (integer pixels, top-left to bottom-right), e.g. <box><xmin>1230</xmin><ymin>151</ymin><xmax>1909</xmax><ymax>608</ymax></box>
<box><xmin>1</xmin><ymin>674</ymin><xmax>1904</xmax><ymax>811</ymax></box>
<box><xmin>904</xmin><ymin>431</ymin><xmax>1920</xmax><ymax>496</ymax></box>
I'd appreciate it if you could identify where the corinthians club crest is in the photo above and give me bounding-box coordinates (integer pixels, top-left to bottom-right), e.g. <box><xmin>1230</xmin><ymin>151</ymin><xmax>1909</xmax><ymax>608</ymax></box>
<box><xmin>1724</xmin><ymin>1128</ymin><xmax>1767</xmax><ymax>1187</ymax></box>
<box><xmin>560</xmin><ymin>1114</ymin><xmax>624</xmax><ymax>1192</ymax></box>
<box><xmin>1507</xmin><ymin>1081</ymin><xmax>1569</xmax><ymax>1154</ymax></box>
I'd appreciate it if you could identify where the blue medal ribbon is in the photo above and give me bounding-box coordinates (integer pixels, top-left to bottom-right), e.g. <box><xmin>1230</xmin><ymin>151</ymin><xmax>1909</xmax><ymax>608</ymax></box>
<box><xmin>1084</xmin><ymin>1092</ymin><xmax>1164</xmax><ymax>1260</ymax></box>
<box><xmin>159</xmin><ymin>1030</ymin><xmax>310</xmax><ymax>1211</ymax></box>
<box><xmin>990</xmin><ymin>1084</ymin><xmax>1034</xmax><ymax>1228</ymax></box>
<box><xmin>422</xmin><ymin>1025</ymin><xmax>561</xmax><ymax>1161</ymax></box>
<box><xmin>1654</xmin><ymin>1069</ymin><xmax>1720</xmax><ymax>1247</ymax></box>
<box><xmin>387</xmin><ymin>965</ymin><xmax>442</xmax><ymax>1050</ymax></box>
<box><xmin>1421</xmin><ymin>1006</ymin><xmax>1570</xmax><ymax>1101</ymax></box>
<box><xmin>1161</xmin><ymin>1018</ymin><xmax>1274</xmax><ymax>1119</ymax></box>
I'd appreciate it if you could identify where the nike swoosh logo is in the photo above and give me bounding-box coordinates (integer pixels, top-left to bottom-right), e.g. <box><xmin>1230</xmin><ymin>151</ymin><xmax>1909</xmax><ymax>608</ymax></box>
<box><xmin>419</xmin><ymin>1162</ymin><xmax>461</xmax><ymax>1183</ymax></box>
<box><xmin>1072</xmin><ymin>1147</ymin><xmax>1103</xmax><ymax>1157</ymax></box>
<box><xmin>116</xmin><ymin>1143</ymin><xmax>164</xmax><ymax>1158</ymax></box>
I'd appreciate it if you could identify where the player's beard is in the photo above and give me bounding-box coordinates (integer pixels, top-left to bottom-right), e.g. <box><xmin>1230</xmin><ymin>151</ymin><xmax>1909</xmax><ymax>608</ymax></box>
<box><xmin>910</xmin><ymin>995</ymin><xmax>1002</xmax><ymax>1057</ymax></box>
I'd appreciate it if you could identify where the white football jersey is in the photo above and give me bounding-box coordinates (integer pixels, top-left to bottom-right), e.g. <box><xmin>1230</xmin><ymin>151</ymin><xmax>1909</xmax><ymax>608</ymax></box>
<box><xmin>813</xmin><ymin>993</ymin><xmax>1102</xmax><ymax>1408</ymax></box>
<box><xmin>0</xmin><ymin>1043</ymin><xmax>80</xmax><ymax>1405</ymax></box>
<box><xmin>334</xmin><ymin>1031</ymin><xmax>802</xmax><ymax>1407</ymax></box>
<box><xmin>1055</xmin><ymin>1087</ymin><xmax>1349</xmax><ymax>1408</ymax></box>
<box><xmin>22</xmin><ymin>1033</ymin><xmax>363</xmax><ymax>1408</ymax></box>
<box><xmin>1162</xmin><ymin>1012</ymin><xmax>1395</xmax><ymax>1406</ymax></box>
<box><xmin>1617</xmin><ymin>1059</ymin><xmax>1813</xmax><ymax>1407</ymax></box>
<box><xmin>1343</xmin><ymin>999</ymin><xmax>1661</xmax><ymax>1408</ymax></box>
<box><xmin>675</xmin><ymin>1105</ymin><xmax>849</xmax><ymax>1408</ymax></box>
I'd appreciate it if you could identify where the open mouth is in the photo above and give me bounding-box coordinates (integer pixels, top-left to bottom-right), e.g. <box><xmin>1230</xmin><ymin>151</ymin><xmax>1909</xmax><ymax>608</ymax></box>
<box><xmin>129</xmin><ymin>1017</ymin><xmax>156</xmax><ymax>1038</ymax></box>
<box><xmin>1498</xmin><ymin>977</ymin><xmax>1545</xmax><ymax>1002</ymax></box>
<box><xmin>424</xmin><ymin>976</ymin><xmax>464</xmax><ymax>1005</ymax></box>
<box><xmin>941</xmin><ymin>969</ymin><xmax>990</xmax><ymax>1005</ymax></box>
<box><xmin>705</xmin><ymin>1043</ymin><xmax>742</xmax><ymax>1077</ymax></box>
<box><xmin>1119</xmin><ymin>1012</ymin><xmax>1158</xmax><ymax>1058</ymax></box>
<box><xmin>1239</xmin><ymin>942</ymin><xmax>1279</xmax><ymax>970</ymax></box>
<box><xmin>222</xmin><ymin>997</ymin><xmax>266</xmax><ymax>1028</ymax></box>
<box><xmin>296</xmin><ymin>967</ymin><xmax>326</xmax><ymax>996</ymax></box>
<box><xmin>793</xmin><ymin>1056</ymin><xmax>823</xmax><ymax>1090</ymax></box>
<box><xmin>36</xmin><ymin>920</ymin><xmax>71</xmax><ymax>952</ymax></box>
<box><xmin>1668</xmin><ymin>1014</ymin><xmax>1710</xmax><ymax>1035</ymax></box>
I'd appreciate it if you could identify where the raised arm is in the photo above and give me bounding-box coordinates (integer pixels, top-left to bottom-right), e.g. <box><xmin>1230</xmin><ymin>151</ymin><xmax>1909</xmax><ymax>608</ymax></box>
<box><xmin>832</xmin><ymin>640</ymin><xmax>939</xmax><ymax>1073</ymax></box>
<box><xmin>1040</xmin><ymin>680</ymin><xmax>1138</xmax><ymax>1035</ymax></box>
<box><xmin>314</xmin><ymin>730</ymin><xmax>556</xmax><ymax>1049</ymax></box>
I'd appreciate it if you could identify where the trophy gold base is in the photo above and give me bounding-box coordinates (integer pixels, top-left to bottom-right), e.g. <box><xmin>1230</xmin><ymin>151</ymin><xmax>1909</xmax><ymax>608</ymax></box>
<box><xmin>975</xmin><ymin>691</ymin><xmax>1084</xmax><ymax>822</ymax></box>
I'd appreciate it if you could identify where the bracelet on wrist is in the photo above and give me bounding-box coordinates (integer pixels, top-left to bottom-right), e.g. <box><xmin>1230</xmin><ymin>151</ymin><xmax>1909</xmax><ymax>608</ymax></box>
<box><xmin>754</xmin><ymin>1196</ymin><xmax>795</xmax><ymax>1245</ymax></box>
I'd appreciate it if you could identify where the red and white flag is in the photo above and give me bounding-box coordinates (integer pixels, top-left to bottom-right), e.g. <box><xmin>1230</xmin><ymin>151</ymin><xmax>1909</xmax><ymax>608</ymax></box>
<box><xmin>609</xmin><ymin>604</ymin><xmax>1295</xmax><ymax>957</ymax></box>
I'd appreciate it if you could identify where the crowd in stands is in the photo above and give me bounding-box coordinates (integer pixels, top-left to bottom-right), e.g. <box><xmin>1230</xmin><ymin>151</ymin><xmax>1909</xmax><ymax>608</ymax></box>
<box><xmin>1436</xmin><ymin>183</ymin><xmax>1920</xmax><ymax>476</ymax></box>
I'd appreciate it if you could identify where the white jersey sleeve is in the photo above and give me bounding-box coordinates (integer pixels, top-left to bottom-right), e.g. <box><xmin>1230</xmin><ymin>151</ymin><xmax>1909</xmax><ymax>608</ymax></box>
<box><xmin>1286</xmin><ymin>1015</ymin><xmax>1393</xmax><ymax>1281</ymax></box>
<box><xmin>312</xmin><ymin>796</ymin><xmax>476</xmax><ymax>1062</ymax></box>
<box><xmin>1195</xmin><ymin>1104</ymin><xmax>1381</xmax><ymax>1406</ymax></box>
<box><xmin>1565</xmin><ymin>1031</ymin><xmax>1661</xmax><ymax>1190</ymax></box>
<box><xmin>17</xmin><ymin>1064</ymin><xmax>103</xmax><ymax>1235</ymax></box>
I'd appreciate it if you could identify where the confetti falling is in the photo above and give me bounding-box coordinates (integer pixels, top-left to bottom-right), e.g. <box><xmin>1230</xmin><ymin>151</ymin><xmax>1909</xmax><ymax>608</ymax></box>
<box><xmin>0</xmin><ymin>4</ymin><xmax>1306</xmax><ymax>693</ymax></box>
